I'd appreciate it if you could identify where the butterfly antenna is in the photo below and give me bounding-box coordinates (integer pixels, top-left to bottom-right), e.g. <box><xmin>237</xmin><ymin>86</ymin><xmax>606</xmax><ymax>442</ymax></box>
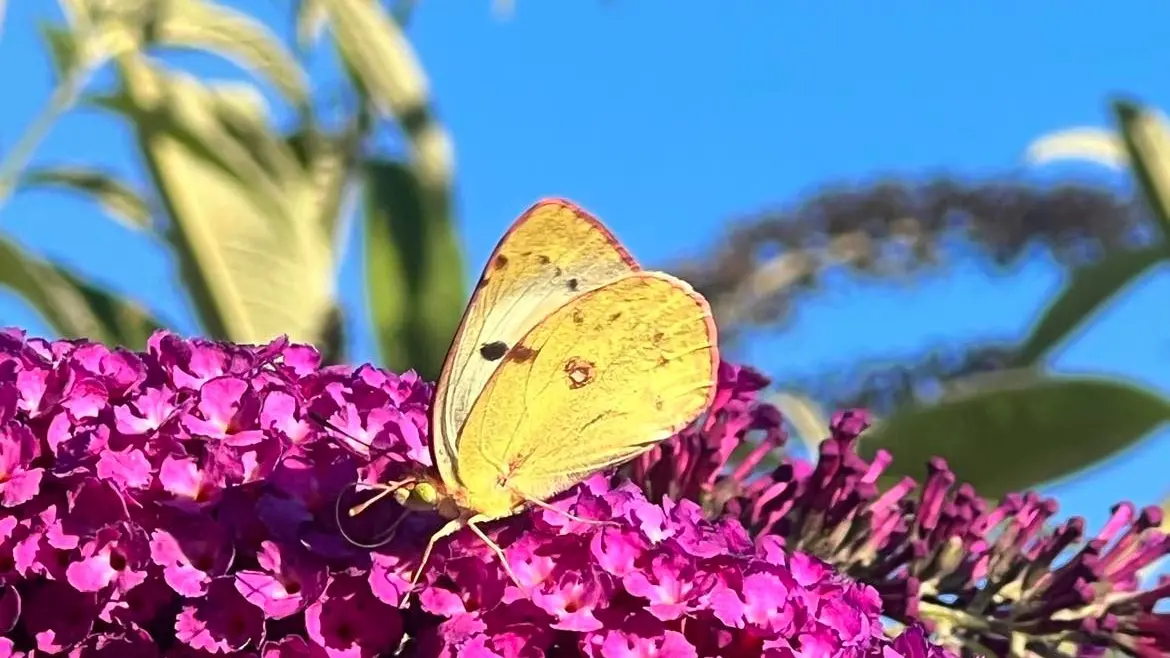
<box><xmin>346</xmin><ymin>481</ymin><xmax>409</xmax><ymax>517</ymax></box>
<box><xmin>333</xmin><ymin>481</ymin><xmax>414</xmax><ymax>549</ymax></box>
<box><xmin>306</xmin><ymin>409</ymin><xmax>396</xmax><ymax>462</ymax></box>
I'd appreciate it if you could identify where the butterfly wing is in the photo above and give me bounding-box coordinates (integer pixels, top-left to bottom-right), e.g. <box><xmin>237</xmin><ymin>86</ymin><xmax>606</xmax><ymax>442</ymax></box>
<box><xmin>451</xmin><ymin>271</ymin><xmax>719</xmax><ymax>518</ymax></box>
<box><xmin>430</xmin><ymin>198</ymin><xmax>640</xmax><ymax>488</ymax></box>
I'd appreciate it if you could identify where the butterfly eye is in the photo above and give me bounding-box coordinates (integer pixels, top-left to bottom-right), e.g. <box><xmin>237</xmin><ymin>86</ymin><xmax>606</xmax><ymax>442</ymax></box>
<box><xmin>414</xmin><ymin>482</ymin><xmax>439</xmax><ymax>504</ymax></box>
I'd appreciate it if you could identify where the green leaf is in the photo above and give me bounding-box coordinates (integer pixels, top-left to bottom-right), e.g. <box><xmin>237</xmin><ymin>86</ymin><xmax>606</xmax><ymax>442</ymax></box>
<box><xmin>320</xmin><ymin>0</ymin><xmax>427</xmax><ymax>119</ymax></box>
<box><xmin>1113</xmin><ymin>99</ymin><xmax>1170</xmax><ymax>244</ymax></box>
<box><xmin>53</xmin><ymin>0</ymin><xmax>150</xmax><ymax>66</ymax></box>
<box><xmin>53</xmin><ymin>0</ymin><xmax>92</xmax><ymax>26</ymax></box>
<box><xmin>286</xmin><ymin>125</ymin><xmax>359</xmax><ymax>251</ymax></box>
<box><xmin>320</xmin><ymin>0</ymin><xmax>453</xmax><ymax>192</ymax></box>
<box><xmin>859</xmin><ymin>373</ymin><xmax>1170</xmax><ymax>499</ymax></box>
<box><xmin>365</xmin><ymin>160</ymin><xmax>465</xmax><ymax>380</ymax></box>
<box><xmin>391</xmin><ymin>0</ymin><xmax>420</xmax><ymax>25</ymax></box>
<box><xmin>202</xmin><ymin>83</ymin><xmax>308</xmax><ymax>189</ymax></box>
<box><xmin>90</xmin><ymin>65</ymin><xmax>305</xmax><ymax>227</ymax></box>
<box><xmin>86</xmin><ymin>91</ymin><xmax>268</xmax><ymax>214</ymax></box>
<box><xmin>38</xmin><ymin>23</ymin><xmax>80</xmax><ymax>81</ymax></box>
<box><xmin>0</xmin><ymin>236</ymin><xmax>162</xmax><ymax>348</ymax></box>
<box><xmin>147</xmin><ymin>0</ymin><xmax>308</xmax><ymax>105</ymax></box>
<box><xmin>1024</xmin><ymin>126</ymin><xmax>1128</xmax><ymax>169</ymax></box>
<box><xmin>295</xmin><ymin>0</ymin><xmax>328</xmax><ymax>53</ymax></box>
<box><xmin>111</xmin><ymin>56</ymin><xmax>335</xmax><ymax>346</ymax></box>
<box><xmin>70</xmin><ymin>274</ymin><xmax>166</xmax><ymax>349</ymax></box>
<box><xmin>21</xmin><ymin>166</ymin><xmax>152</xmax><ymax>230</ymax></box>
<box><xmin>1016</xmin><ymin>246</ymin><xmax>1166</xmax><ymax>366</ymax></box>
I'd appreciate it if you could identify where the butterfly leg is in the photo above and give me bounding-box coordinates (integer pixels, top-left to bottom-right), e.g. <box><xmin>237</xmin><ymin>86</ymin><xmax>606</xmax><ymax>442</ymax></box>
<box><xmin>401</xmin><ymin>518</ymin><xmax>466</xmax><ymax>607</ymax></box>
<box><xmin>466</xmin><ymin>514</ymin><xmax>526</xmax><ymax>592</ymax></box>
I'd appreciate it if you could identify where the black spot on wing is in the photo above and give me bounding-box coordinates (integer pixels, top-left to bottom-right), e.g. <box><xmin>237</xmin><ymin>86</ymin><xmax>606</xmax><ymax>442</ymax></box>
<box><xmin>567</xmin><ymin>278</ymin><xmax>579</xmax><ymax>291</ymax></box>
<box><xmin>479</xmin><ymin>341</ymin><xmax>508</xmax><ymax>361</ymax></box>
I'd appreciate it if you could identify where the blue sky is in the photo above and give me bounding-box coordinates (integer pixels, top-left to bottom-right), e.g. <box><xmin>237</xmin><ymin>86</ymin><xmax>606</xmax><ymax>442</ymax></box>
<box><xmin>2</xmin><ymin>1</ymin><xmax>1170</xmax><ymax>529</ymax></box>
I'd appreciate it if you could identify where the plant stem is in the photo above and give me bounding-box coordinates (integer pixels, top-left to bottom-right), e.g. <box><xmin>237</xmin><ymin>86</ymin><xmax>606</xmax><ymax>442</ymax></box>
<box><xmin>0</xmin><ymin>64</ymin><xmax>94</xmax><ymax>208</ymax></box>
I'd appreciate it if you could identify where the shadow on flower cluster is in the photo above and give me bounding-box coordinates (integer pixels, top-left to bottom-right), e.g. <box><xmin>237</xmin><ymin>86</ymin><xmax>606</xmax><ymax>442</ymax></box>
<box><xmin>0</xmin><ymin>329</ymin><xmax>1040</xmax><ymax>656</ymax></box>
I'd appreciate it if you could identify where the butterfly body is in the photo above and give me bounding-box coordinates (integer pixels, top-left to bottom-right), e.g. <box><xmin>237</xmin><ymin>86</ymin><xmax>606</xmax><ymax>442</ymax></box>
<box><xmin>393</xmin><ymin>471</ymin><xmax>522</xmax><ymax>521</ymax></box>
<box><xmin>344</xmin><ymin>198</ymin><xmax>720</xmax><ymax>598</ymax></box>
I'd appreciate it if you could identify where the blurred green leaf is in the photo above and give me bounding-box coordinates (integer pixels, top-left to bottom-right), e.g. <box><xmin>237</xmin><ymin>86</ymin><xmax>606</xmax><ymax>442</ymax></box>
<box><xmin>88</xmin><ymin>73</ymin><xmax>298</xmax><ymax>225</ymax></box>
<box><xmin>21</xmin><ymin>166</ymin><xmax>152</xmax><ymax>230</ymax></box>
<box><xmin>1114</xmin><ymin>99</ymin><xmax>1170</xmax><ymax>242</ymax></box>
<box><xmin>202</xmin><ymin>83</ymin><xmax>308</xmax><ymax>189</ymax></box>
<box><xmin>286</xmin><ymin>125</ymin><xmax>359</xmax><ymax>251</ymax></box>
<box><xmin>56</xmin><ymin>0</ymin><xmax>130</xmax><ymax>26</ymax></box>
<box><xmin>71</xmin><ymin>275</ymin><xmax>166</xmax><ymax>349</ymax></box>
<box><xmin>146</xmin><ymin>0</ymin><xmax>308</xmax><ymax>105</ymax></box>
<box><xmin>0</xmin><ymin>9</ymin><xmax>119</xmax><ymax>206</ymax></box>
<box><xmin>0</xmin><ymin>236</ymin><xmax>162</xmax><ymax>348</ymax></box>
<box><xmin>295</xmin><ymin>0</ymin><xmax>327</xmax><ymax>53</ymax></box>
<box><xmin>109</xmin><ymin>56</ymin><xmax>335</xmax><ymax>347</ymax></box>
<box><xmin>86</xmin><ymin>91</ymin><xmax>252</xmax><ymax>204</ymax></box>
<box><xmin>320</xmin><ymin>0</ymin><xmax>427</xmax><ymax>120</ymax></box>
<box><xmin>1024</xmin><ymin>126</ymin><xmax>1128</xmax><ymax>169</ymax></box>
<box><xmin>321</xmin><ymin>0</ymin><xmax>452</xmax><ymax>189</ymax></box>
<box><xmin>52</xmin><ymin>0</ymin><xmax>148</xmax><ymax>65</ymax></box>
<box><xmin>1015</xmin><ymin>247</ymin><xmax>1166</xmax><ymax>366</ymax></box>
<box><xmin>53</xmin><ymin>0</ymin><xmax>90</xmax><ymax>26</ymax></box>
<box><xmin>859</xmin><ymin>373</ymin><xmax>1170</xmax><ymax>499</ymax></box>
<box><xmin>365</xmin><ymin>159</ymin><xmax>464</xmax><ymax>380</ymax></box>
<box><xmin>320</xmin><ymin>0</ymin><xmax>458</xmax><ymax>374</ymax></box>
<box><xmin>391</xmin><ymin>0</ymin><xmax>419</xmax><ymax>25</ymax></box>
<box><xmin>38</xmin><ymin>23</ymin><xmax>80</xmax><ymax>80</ymax></box>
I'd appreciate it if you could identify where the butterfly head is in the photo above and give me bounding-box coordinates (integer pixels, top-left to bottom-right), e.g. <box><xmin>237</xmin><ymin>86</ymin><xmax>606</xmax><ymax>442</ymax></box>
<box><xmin>393</xmin><ymin>475</ymin><xmax>464</xmax><ymax>520</ymax></box>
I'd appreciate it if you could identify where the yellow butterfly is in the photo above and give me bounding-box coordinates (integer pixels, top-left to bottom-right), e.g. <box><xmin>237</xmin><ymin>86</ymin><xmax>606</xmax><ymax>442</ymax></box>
<box><xmin>341</xmin><ymin>198</ymin><xmax>719</xmax><ymax>597</ymax></box>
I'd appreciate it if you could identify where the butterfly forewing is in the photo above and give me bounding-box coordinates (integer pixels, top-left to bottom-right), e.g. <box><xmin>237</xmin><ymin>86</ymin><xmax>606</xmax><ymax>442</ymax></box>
<box><xmin>429</xmin><ymin>199</ymin><xmax>640</xmax><ymax>488</ymax></box>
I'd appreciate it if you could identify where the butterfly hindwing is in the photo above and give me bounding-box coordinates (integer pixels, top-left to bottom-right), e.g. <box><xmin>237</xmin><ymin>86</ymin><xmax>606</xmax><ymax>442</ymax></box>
<box><xmin>451</xmin><ymin>271</ymin><xmax>719</xmax><ymax>518</ymax></box>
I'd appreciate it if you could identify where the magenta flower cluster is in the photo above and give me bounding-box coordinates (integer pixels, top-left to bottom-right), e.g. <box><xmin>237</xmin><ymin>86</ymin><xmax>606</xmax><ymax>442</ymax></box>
<box><xmin>634</xmin><ymin>363</ymin><xmax>1170</xmax><ymax>657</ymax></box>
<box><xmin>0</xmin><ymin>329</ymin><xmax>954</xmax><ymax>657</ymax></box>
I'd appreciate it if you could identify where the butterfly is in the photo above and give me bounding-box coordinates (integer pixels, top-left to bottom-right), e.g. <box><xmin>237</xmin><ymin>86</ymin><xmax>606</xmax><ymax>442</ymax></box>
<box><xmin>330</xmin><ymin>198</ymin><xmax>719</xmax><ymax>599</ymax></box>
